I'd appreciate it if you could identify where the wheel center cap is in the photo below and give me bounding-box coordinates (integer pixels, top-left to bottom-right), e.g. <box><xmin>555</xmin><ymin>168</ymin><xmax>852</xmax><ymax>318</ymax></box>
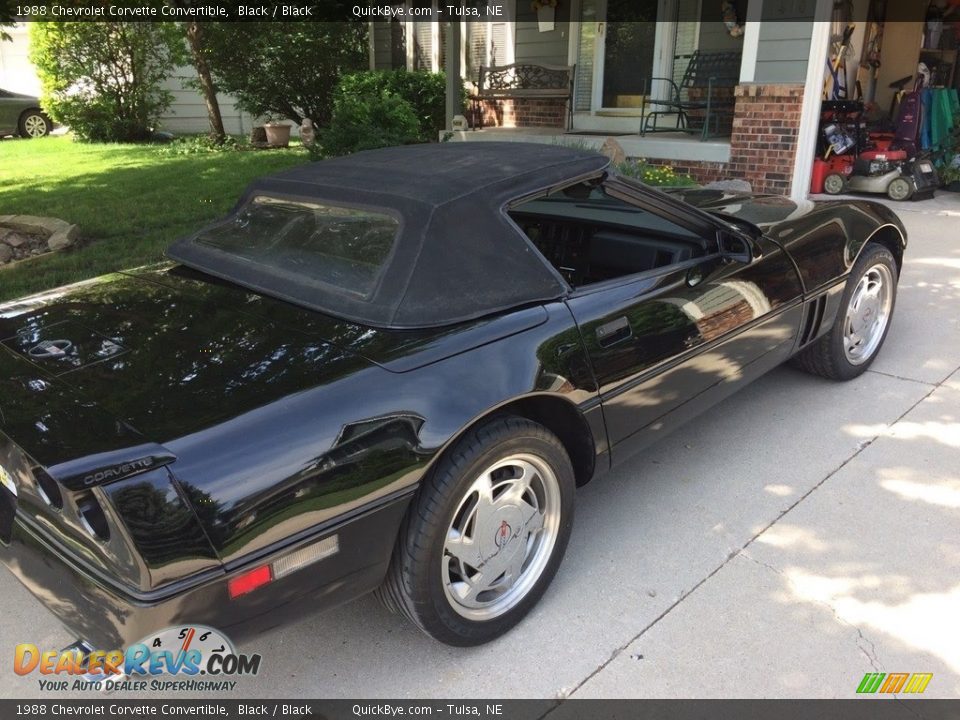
<box><xmin>494</xmin><ymin>519</ymin><xmax>513</xmax><ymax>549</ymax></box>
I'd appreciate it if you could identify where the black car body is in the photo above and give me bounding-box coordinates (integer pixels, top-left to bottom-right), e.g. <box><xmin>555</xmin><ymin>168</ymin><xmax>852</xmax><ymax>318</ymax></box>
<box><xmin>0</xmin><ymin>143</ymin><xmax>906</xmax><ymax>648</ymax></box>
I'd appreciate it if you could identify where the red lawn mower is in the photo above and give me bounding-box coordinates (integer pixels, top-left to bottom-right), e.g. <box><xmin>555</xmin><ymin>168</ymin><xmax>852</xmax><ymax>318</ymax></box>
<box><xmin>816</xmin><ymin>78</ymin><xmax>938</xmax><ymax>201</ymax></box>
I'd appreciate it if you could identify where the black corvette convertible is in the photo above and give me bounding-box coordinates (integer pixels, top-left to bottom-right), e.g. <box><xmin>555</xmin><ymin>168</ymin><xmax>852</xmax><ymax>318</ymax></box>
<box><xmin>0</xmin><ymin>143</ymin><xmax>905</xmax><ymax>647</ymax></box>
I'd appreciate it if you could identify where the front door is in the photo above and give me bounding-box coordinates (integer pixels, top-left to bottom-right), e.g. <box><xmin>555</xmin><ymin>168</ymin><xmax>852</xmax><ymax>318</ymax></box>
<box><xmin>583</xmin><ymin>0</ymin><xmax>676</xmax><ymax>112</ymax></box>
<box><xmin>565</xmin><ymin>186</ymin><xmax>805</xmax><ymax>463</ymax></box>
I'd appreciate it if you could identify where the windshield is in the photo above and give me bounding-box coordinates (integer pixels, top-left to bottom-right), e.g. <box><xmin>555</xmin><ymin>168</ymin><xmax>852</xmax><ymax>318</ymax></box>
<box><xmin>195</xmin><ymin>196</ymin><xmax>399</xmax><ymax>300</ymax></box>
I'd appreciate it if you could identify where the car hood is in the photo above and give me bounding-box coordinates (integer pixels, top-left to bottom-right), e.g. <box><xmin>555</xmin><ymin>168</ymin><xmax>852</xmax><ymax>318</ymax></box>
<box><xmin>0</xmin><ymin>267</ymin><xmax>369</xmax><ymax>469</ymax></box>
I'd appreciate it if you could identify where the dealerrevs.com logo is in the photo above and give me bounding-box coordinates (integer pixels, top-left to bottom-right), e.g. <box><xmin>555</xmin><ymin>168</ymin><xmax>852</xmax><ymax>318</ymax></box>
<box><xmin>14</xmin><ymin>625</ymin><xmax>262</xmax><ymax>692</ymax></box>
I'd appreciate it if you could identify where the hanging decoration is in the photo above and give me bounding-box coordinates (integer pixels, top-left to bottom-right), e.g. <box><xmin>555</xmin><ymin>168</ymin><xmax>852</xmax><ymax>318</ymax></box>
<box><xmin>721</xmin><ymin>0</ymin><xmax>745</xmax><ymax>38</ymax></box>
<box><xmin>532</xmin><ymin>0</ymin><xmax>558</xmax><ymax>32</ymax></box>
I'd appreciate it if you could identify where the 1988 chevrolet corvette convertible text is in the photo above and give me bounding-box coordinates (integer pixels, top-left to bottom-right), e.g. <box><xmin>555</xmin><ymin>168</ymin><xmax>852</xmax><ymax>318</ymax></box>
<box><xmin>0</xmin><ymin>143</ymin><xmax>905</xmax><ymax>646</ymax></box>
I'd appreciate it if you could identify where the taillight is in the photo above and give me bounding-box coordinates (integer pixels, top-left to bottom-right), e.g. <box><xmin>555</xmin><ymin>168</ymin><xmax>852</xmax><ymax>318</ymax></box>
<box><xmin>228</xmin><ymin>564</ymin><xmax>271</xmax><ymax>598</ymax></box>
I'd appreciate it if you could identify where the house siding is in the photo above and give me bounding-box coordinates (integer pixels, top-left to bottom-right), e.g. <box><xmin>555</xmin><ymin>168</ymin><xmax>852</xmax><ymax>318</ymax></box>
<box><xmin>514</xmin><ymin>3</ymin><xmax>572</xmax><ymax>66</ymax></box>
<box><xmin>754</xmin><ymin>9</ymin><xmax>815</xmax><ymax>85</ymax></box>
<box><xmin>0</xmin><ymin>24</ymin><xmax>40</xmax><ymax>96</ymax></box>
<box><xmin>156</xmin><ymin>69</ymin><xmax>257</xmax><ymax>136</ymax></box>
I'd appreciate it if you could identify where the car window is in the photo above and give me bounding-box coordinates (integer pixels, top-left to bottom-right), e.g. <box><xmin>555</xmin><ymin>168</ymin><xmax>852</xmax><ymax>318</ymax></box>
<box><xmin>509</xmin><ymin>183</ymin><xmax>705</xmax><ymax>288</ymax></box>
<box><xmin>194</xmin><ymin>196</ymin><xmax>399</xmax><ymax>300</ymax></box>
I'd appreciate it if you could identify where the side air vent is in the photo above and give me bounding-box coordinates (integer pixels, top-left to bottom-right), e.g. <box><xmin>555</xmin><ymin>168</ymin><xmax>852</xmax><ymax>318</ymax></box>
<box><xmin>32</xmin><ymin>467</ymin><xmax>63</xmax><ymax>510</ymax></box>
<box><xmin>76</xmin><ymin>493</ymin><xmax>110</xmax><ymax>542</ymax></box>
<box><xmin>798</xmin><ymin>295</ymin><xmax>827</xmax><ymax>348</ymax></box>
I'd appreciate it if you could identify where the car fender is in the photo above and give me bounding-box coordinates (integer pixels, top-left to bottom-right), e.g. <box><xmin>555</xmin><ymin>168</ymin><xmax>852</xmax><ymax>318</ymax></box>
<box><xmin>768</xmin><ymin>200</ymin><xmax>907</xmax><ymax>293</ymax></box>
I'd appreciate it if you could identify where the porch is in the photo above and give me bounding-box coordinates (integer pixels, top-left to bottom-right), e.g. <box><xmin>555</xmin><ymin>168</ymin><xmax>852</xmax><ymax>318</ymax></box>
<box><xmin>443</xmin><ymin>125</ymin><xmax>732</xmax><ymax>164</ymax></box>
<box><xmin>372</xmin><ymin>1</ymin><xmax>835</xmax><ymax>199</ymax></box>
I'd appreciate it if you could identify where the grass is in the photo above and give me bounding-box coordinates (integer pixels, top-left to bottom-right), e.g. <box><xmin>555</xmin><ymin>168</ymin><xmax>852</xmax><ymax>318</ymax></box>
<box><xmin>0</xmin><ymin>135</ymin><xmax>309</xmax><ymax>303</ymax></box>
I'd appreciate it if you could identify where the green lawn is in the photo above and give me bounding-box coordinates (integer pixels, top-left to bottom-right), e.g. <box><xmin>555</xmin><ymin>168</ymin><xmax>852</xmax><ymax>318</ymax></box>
<box><xmin>0</xmin><ymin>136</ymin><xmax>309</xmax><ymax>303</ymax></box>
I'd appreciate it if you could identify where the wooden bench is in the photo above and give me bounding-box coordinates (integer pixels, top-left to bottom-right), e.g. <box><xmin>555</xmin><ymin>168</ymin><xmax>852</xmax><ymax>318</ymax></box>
<box><xmin>471</xmin><ymin>62</ymin><xmax>575</xmax><ymax>130</ymax></box>
<box><xmin>640</xmin><ymin>51</ymin><xmax>741</xmax><ymax>140</ymax></box>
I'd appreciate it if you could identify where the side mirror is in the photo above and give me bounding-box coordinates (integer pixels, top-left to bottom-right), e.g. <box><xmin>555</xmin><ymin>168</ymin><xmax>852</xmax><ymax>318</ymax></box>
<box><xmin>719</xmin><ymin>233</ymin><xmax>754</xmax><ymax>264</ymax></box>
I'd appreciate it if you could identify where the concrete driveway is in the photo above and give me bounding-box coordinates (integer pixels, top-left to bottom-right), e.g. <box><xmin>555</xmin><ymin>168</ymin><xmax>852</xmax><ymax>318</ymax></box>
<box><xmin>2</xmin><ymin>195</ymin><xmax>958</xmax><ymax>700</ymax></box>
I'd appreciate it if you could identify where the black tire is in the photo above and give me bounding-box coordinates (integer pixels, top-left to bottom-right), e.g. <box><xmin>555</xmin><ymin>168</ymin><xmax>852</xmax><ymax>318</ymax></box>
<box><xmin>376</xmin><ymin>415</ymin><xmax>575</xmax><ymax>646</ymax></box>
<box><xmin>791</xmin><ymin>243</ymin><xmax>898</xmax><ymax>381</ymax></box>
<box><xmin>18</xmin><ymin>109</ymin><xmax>52</xmax><ymax>139</ymax></box>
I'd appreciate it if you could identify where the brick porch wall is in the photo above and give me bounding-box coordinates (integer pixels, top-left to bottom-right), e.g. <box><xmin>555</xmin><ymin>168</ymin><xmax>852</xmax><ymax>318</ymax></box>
<box><xmin>474</xmin><ymin>98</ymin><xmax>567</xmax><ymax>129</ymax></box>
<box><xmin>646</xmin><ymin>83</ymin><xmax>806</xmax><ymax>196</ymax></box>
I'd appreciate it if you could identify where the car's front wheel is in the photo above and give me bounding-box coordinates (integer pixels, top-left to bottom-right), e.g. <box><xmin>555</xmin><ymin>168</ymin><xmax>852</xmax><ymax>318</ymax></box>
<box><xmin>792</xmin><ymin>243</ymin><xmax>898</xmax><ymax>380</ymax></box>
<box><xmin>19</xmin><ymin>110</ymin><xmax>52</xmax><ymax>139</ymax></box>
<box><xmin>377</xmin><ymin>416</ymin><xmax>575</xmax><ymax>645</ymax></box>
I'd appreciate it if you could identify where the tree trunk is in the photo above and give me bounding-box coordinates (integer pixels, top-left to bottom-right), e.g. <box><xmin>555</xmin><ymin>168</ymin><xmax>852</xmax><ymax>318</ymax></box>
<box><xmin>184</xmin><ymin>21</ymin><xmax>225</xmax><ymax>143</ymax></box>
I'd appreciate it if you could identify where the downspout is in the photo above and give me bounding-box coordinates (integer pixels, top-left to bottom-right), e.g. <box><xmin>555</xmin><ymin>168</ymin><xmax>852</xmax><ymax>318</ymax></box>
<box><xmin>790</xmin><ymin>0</ymin><xmax>833</xmax><ymax>201</ymax></box>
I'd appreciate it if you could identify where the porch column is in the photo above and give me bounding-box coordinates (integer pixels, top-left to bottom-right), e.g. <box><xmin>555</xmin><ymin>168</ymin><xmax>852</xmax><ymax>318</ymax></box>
<box><xmin>790</xmin><ymin>0</ymin><xmax>833</xmax><ymax>200</ymax></box>
<box><xmin>445</xmin><ymin>21</ymin><xmax>462</xmax><ymax>131</ymax></box>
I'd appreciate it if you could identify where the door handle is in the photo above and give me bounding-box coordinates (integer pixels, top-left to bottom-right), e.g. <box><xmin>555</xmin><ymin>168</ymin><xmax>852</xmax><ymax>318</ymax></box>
<box><xmin>596</xmin><ymin>316</ymin><xmax>631</xmax><ymax>347</ymax></box>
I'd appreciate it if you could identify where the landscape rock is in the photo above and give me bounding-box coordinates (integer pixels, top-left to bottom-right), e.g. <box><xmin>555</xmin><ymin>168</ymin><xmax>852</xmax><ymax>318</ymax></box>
<box><xmin>47</xmin><ymin>228</ymin><xmax>77</xmax><ymax>252</ymax></box>
<box><xmin>0</xmin><ymin>214</ymin><xmax>80</xmax><ymax>266</ymax></box>
<box><xmin>599</xmin><ymin>137</ymin><xmax>626</xmax><ymax>165</ymax></box>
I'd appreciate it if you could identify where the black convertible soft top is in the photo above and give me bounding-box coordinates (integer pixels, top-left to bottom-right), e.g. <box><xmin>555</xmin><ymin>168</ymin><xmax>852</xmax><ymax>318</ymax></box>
<box><xmin>167</xmin><ymin>142</ymin><xmax>608</xmax><ymax>328</ymax></box>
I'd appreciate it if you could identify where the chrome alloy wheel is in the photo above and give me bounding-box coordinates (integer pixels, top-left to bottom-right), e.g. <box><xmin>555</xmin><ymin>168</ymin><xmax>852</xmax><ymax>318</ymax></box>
<box><xmin>442</xmin><ymin>453</ymin><xmax>561</xmax><ymax>620</ymax></box>
<box><xmin>843</xmin><ymin>263</ymin><xmax>894</xmax><ymax>365</ymax></box>
<box><xmin>23</xmin><ymin>114</ymin><xmax>48</xmax><ymax>138</ymax></box>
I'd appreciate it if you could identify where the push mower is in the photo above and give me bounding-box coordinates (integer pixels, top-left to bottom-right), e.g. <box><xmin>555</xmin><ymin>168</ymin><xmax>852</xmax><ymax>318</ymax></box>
<box><xmin>820</xmin><ymin>77</ymin><xmax>938</xmax><ymax>201</ymax></box>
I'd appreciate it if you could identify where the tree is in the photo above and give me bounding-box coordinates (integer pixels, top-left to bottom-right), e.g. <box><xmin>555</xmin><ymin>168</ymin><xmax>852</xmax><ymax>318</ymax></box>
<box><xmin>201</xmin><ymin>22</ymin><xmax>368</xmax><ymax>126</ymax></box>
<box><xmin>1</xmin><ymin>6</ymin><xmax>14</xmax><ymax>42</ymax></box>
<box><xmin>182</xmin><ymin>21</ymin><xmax>225</xmax><ymax>143</ymax></box>
<box><xmin>29</xmin><ymin>22</ymin><xmax>186</xmax><ymax>142</ymax></box>
<box><xmin>164</xmin><ymin>1</ymin><xmax>225</xmax><ymax>143</ymax></box>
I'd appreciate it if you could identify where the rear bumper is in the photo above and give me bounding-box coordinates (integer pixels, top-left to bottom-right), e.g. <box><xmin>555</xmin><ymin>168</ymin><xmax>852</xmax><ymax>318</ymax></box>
<box><xmin>0</xmin><ymin>493</ymin><xmax>411</xmax><ymax>649</ymax></box>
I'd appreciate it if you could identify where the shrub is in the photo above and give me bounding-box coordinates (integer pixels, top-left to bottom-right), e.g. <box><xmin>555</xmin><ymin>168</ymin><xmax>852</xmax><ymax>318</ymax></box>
<box><xmin>29</xmin><ymin>22</ymin><xmax>185</xmax><ymax>143</ymax></box>
<box><xmin>200</xmin><ymin>22</ymin><xmax>368</xmax><ymax>127</ymax></box>
<box><xmin>616</xmin><ymin>160</ymin><xmax>698</xmax><ymax>187</ymax></box>
<box><xmin>333</xmin><ymin>70</ymin><xmax>466</xmax><ymax>143</ymax></box>
<box><xmin>321</xmin><ymin>93</ymin><xmax>421</xmax><ymax>157</ymax></box>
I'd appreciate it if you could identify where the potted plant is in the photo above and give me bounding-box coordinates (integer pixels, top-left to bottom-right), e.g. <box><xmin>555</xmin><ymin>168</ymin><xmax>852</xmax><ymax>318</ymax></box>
<box><xmin>263</xmin><ymin>118</ymin><xmax>292</xmax><ymax>148</ymax></box>
<box><xmin>532</xmin><ymin>0</ymin><xmax>558</xmax><ymax>32</ymax></box>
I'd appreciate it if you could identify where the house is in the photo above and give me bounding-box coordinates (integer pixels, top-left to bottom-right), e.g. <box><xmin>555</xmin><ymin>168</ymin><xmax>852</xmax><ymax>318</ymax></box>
<box><xmin>370</xmin><ymin>0</ymin><xmax>949</xmax><ymax>201</ymax></box>
<box><xmin>0</xmin><ymin>23</ymin><xmax>256</xmax><ymax>136</ymax></box>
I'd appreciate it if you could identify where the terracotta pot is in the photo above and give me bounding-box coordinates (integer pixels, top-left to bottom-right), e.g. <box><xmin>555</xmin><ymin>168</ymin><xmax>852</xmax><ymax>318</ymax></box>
<box><xmin>264</xmin><ymin>123</ymin><xmax>291</xmax><ymax>148</ymax></box>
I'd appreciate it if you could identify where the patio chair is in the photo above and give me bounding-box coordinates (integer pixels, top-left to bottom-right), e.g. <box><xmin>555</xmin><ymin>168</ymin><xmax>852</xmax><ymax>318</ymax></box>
<box><xmin>640</xmin><ymin>51</ymin><xmax>741</xmax><ymax>140</ymax></box>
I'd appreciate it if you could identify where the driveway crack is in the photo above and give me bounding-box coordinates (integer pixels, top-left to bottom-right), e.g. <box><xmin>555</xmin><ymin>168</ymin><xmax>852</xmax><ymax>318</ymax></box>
<box><xmin>540</xmin><ymin>372</ymin><xmax>950</xmax><ymax>713</ymax></box>
<box><xmin>740</xmin><ymin>551</ymin><xmax>884</xmax><ymax>673</ymax></box>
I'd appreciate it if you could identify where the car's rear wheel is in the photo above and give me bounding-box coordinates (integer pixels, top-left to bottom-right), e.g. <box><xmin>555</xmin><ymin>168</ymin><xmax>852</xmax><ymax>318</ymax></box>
<box><xmin>376</xmin><ymin>416</ymin><xmax>575</xmax><ymax>645</ymax></box>
<box><xmin>791</xmin><ymin>243</ymin><xmax>898</xmax><ymax>380</ymax></box>
<box><xmin>19</xmin><ymin>110</ymin><xmax>52</xmax><ymax>139</ymax></box>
